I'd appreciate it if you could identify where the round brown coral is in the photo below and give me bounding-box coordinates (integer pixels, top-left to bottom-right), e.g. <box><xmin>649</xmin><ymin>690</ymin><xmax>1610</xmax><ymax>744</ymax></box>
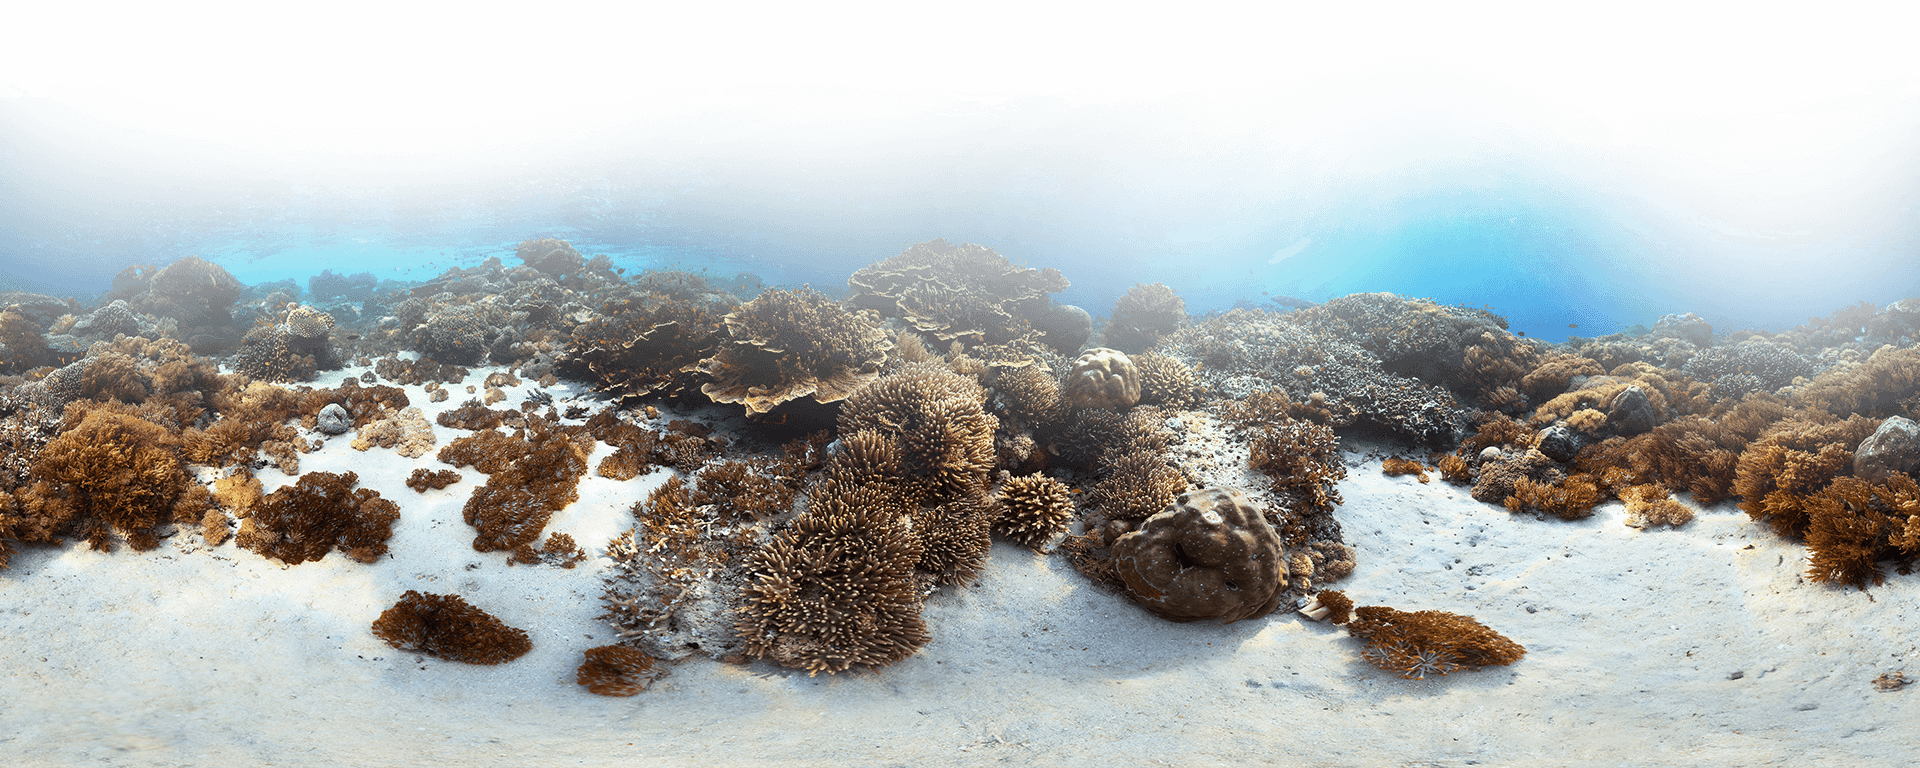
<box><xmin>576</xmin><ymin>645</ymin><xmax>666</xmax><ymax>696</ymax></box>
<box><xmin>698</xmin><ymin>286</ymin><xmax>892</xmax><ymax>415</ymax></box>
<box><xmin>237</xmin><ymin>470</ymin><xmax>400</xmax><ymax>565</ymax></box>
<box><xmin>1104</xmin><ymin>282</ymin><xmax>1186</xmax><ymax>354</ymax></box>
<box><xmin>1109</xmin><ymin>487</ymin><xmax>1289</xmax><ymax>623</ymax></box>
<box><xmin>838</xmin><ymin>362</ymin><xmax>998</xmax><ymax>501</ymax></box>
<box><xmin>995</xmin><ymin>473</ymin><xmax>1075</xmax><ymax>549</ymax></box>
<box><xmin>1062</xmin><ymin>347</ymin><xmax>1141</xmax><ymax>409</ymax></box>
<box><xmin>29</xmin><ymin>405</ymin><xmax>186</xmax><ymax>552</ymax></box>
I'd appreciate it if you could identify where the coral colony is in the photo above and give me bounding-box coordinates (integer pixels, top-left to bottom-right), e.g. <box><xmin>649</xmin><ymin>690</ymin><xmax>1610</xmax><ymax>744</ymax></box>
<box><xmin>4</xmin><ymin>236</ymin><xmax>1920</xmax><ymax>690</ymax></box>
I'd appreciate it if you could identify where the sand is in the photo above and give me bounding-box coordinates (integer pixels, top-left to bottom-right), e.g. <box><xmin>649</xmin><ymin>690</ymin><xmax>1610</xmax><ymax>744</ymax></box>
<box><xmin>3</xmin><ymin>365</ymin><xmax>1915</xmax><ymax>767</ymax></box>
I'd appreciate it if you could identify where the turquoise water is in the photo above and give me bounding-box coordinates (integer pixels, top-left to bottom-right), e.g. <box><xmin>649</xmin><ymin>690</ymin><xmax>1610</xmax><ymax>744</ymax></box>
<box><xmin>3</xmin><ymin>30</ymin><xmax>1920</xmax><ymax>339</ymax></box>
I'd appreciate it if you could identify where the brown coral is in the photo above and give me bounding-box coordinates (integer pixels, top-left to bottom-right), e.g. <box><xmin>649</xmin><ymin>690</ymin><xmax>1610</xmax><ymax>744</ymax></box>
<box><xmin>576</xmin><ymin>645</ymin><xmax>666</xmax><ymax>695</ymax></box>
<box><xmin>1087</xmin><ymin>448</ymin><xmax>1188</xmax><ymax>522</ymax></box>
<box><xmin>838</xmin><ymin>362</ymin><xmax>998</xmax><ymax>502</ymax></box>
<box><xmin>236</xmin><ymin>470</ymin><xmax>399</xmax><ymax>565</ymax></box>
<box><xmin>29</xmin><ymin>404</ymin><xmax>186</xmax><ymax>551</ymax></box>
<box><xmin>406</xmin><ymin>468</ymin><xmax>462</xmax><ymax>492</ymax></box>
<box><xmin>913</xmin><ymin>491</ymin><xmax>997</xmax><ymax>586</ymax></box>
<box><xmin>1733</xmin><ymin>415</ymin><xmax>1880</xmax><ymax>538</ymax></box>
<box><xmin>995</xmin><ymin>473</ymin><xmax>1075</xmax><ymax>549</ymax></box>
<box><xmin>1134</xmin><ymin>352</ymin><xmax>1199</xmax><ymax>409</ymax></box>
<box><xmin>563</xmin><ymin>287</ymin><xmax>733</xmax><ymax>402</ymax></box>
<box><xmin>370</xmin><ymin>590</ymin><xmax>532</xmax><ymax>665</ymax></box>
<box><xmin>1345</xmin><ymin>605</ymin><xmax>1526</xmax><ymax>679</ymax></box>
<box><xmin>1620</xmin><ymin>484</ymin><xmax>1695</xmax><ymax>528</ymax></box>
<box><xmin>697</xmin><ymin>286</ymin><xmax>892</xmax><ymax>415</ymax></box>
<box><xmin>846</xmin><ymin>239</ymin><xmax>1070</xmax><ymax>349</ymax></box>
<box><xmin>457</xmin><ymin>420</ymin><xmax>591</xmax><ymax>552</ymax></box>
<box><xmin>1110</xmin><ymin>487</ymin><xmax>1289</xmax><ymax>623</ymax></box>
<box><xmin>1804</xmin><ymin>474</ymin><xmax>1920</xmax><ymax>589</ymax></box>
<box><xmin>1104</xmin><ymin>283</ymin><xmax>1186</xmax><ymax>354</ymax></box>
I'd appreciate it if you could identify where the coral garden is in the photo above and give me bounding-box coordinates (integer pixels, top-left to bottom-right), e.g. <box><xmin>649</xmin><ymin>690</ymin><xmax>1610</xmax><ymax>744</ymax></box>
<box><xmin>2</xmin><ymin>237</ymin><xmax>1918</xmax><ymax>691</ymax></box>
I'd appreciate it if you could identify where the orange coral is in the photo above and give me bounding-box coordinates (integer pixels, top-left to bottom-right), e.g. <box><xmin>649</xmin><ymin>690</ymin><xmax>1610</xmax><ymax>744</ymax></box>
<box><xmin>1345</xmin><ymin>605</ymin><xmax>1526</xmax><ymax>679</ymax></box>
<box><xmin>236</xmin><ymin>470</ymin><xmax>399</xmax><ymax>565</ymax></box>
<box><xmin>30</xmin><ymin>404</ymin><xmax>186</xmax><ymax>551</ymax></box>
<box><xmin>1382</xmin><ymin>457</ymin><xmax>1430</xmax><ymax>483</ymax></box>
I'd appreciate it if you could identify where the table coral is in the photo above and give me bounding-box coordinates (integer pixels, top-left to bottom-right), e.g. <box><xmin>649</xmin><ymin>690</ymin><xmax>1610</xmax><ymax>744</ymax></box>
<box><xmin>846</xmin><ymin>238</ymin><xmax>1071</xmax><ymax>350</ymax></box>
<box><xmin>1110</xmin><ymin>487</ymin><xmax>1289</xmax><ymax>623</ymax></box>
<box><xmin>371</xmin><ymin>590</ymin><xmax>532</xmax><ymax>665</ymax></box>
<box><xmin>697</xmin><ymin>286</ymin><xmax>892</xmax><ymax>415</ymax></box>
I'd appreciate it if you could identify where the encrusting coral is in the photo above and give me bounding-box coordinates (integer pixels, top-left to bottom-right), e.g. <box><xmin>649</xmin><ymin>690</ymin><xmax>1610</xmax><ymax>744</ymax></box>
<box><xmin>697</xmin><ymin>286</ymin><xmax>893</xmax><ymax>415</ymax></box>
<box><xmin>1110</xmin><ymin>487</ymin><xmax>1289</xmax><ymax>623</ymax></box>
<box><xmin>370</xmin><ymin>590</ymin><xmax>532</xmax><ymax>665</ymax></box>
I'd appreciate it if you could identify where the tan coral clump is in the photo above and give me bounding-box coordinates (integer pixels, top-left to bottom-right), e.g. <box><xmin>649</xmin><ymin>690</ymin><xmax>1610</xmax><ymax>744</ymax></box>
<box><xmin>698</xmin><ymin>286</ymin><xmax>893</xmax><ymax>415</ymax></box>
<box><xmin>1110</xmin><ymin>487</ymin><xmax>1289</xmax><ymax>623</ymax></box>
<box><xmin>1062</xmin><ymin>347</ymin><xmax>1141</xmax><ymax>409</ymax></box>
<box><xmin>351</xmin><ymin>405</ymin><xmax>437</xmax><ymax>458</ymax></box>
<box><xmin>995</xmin><ymin>473</ymin><xmax>1075</xmax><ymax>549</ymax></box>
<box><xmin>838</xmin><ymin>362</ymin><xmax>998</xmax><ymax>501</ymax></box>
<box><xmin>1344</xmin><ymin>605</ymin><xmax>1526</xmax><ymax>679</ymax></box>
<box><xmin>576</xmin><ymin>645</ymin><xmax>667</xmax><ymax>696</ymax></box>
<box><xmin>29</xmin><ymin>404</ymin><xmax>187</xmax><ymax>551</ymax></box>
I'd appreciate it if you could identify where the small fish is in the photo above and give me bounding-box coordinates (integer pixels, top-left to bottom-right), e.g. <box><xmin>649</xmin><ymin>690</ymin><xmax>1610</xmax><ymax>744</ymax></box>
<box><xmin>1516</xmin><ymin>331</ymin><xmax>1526</xmax><ymax>337</ymax></box>
<box><xmin>1568</xmin><ymin>323</ymin><xmax>1578</xmax><ymax>329</ymax></box>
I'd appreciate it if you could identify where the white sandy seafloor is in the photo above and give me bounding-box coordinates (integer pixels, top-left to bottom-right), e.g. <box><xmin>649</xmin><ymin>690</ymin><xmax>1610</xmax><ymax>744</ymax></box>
<box><xmin>3</xmin><ymin>363</ymin><xmax>1917</xmax><ymax>768</ymax></box>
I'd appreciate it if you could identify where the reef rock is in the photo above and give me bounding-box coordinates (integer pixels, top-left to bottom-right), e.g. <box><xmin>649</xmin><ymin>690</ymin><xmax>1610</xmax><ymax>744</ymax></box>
<box><xmin>1606</xmin><ymin>385</ymin><xmax>1657</xmax><ymax>436</ymax></box>
<box><xmin>316</xmin><ymin>403</ymin><xmax>352</xmax><ymax>435</ymax></box>
<box><xmin>1854</xmin><ymin>416</ymin><xmax>1920</xmax><ymax>484</ymax></box>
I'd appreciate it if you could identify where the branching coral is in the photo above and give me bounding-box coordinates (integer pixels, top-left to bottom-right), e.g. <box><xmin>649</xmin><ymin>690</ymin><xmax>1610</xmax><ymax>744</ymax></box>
<box><xmin>837</xmin><ymin>362</ymin><xmax>998</xmax><ymax>502</ymax></box>
<box><xmin>371</xmin><ymin>590</ymin><xmax>532</xmax><ymax>665</ymax></box>
<box><xmin>1110</xmin><ymin>487</ymin><xmax>1289</xmax><ymax>623</ymax></box>
<box><xmin>235</xmin><ymin>470</ymin><xmax>399</xmax><ymax>564</ymax></box>
<box><xmin>1796</xmin><ymin>346</ymin><xmax>1920</xmax><ymax>418</ymax></box>
<box><xmin>1503</xmin><ymin>474</ymin><xmax>1605</xmax><ymax>521</ymax></box>
<box><xmin>1247</xmin><ymin>419</ymin><xmax>1347</xmax><ymax>514</ymax></box>
<box><xmin>1620</xmin><ymin>484</ymin><xmax>1695</xmax><ymax>528</ymax></box>
<box><xmin>576</xmin><ymin>645</ymin><xmax>667</xmax><ymax>695</ymax></box>
<box><xmin>1133</xmin><ymin>352</ymin><xmax>1199</xmax><ymax>409</ymax></box>
<box><xmin>912</xmin><ymin>491</ymin><xmax>997</xmax><ymax>586</ymax></box>
<box><xmin>350</xmin><ymin>405</ymin><xmax>436</xmax><ymax>458</ymax></box>
<box><xmin>1733</xmin><ymin>415</ymin><xmax>1881</xmax><ymax>538</ymax></box>
<box><xmin>1087</xmin><ymin>448</ymin><xmax>1188</xmax><ymax>522</ymax></box>
<box><xmin>994</xmin><ymin>472</ymin><xmax>1075</xmax><ymax>549</ymax></box>
<box><xmin>1382</xmin><ymin>458</ymin><xmax>1430</xmax><ymax>483</ymax></box>
<box><xmin>455</xmin><ymin>419</ymin><xmax>592</xmax><ymax>552</ymax></box>
<box><xmin>1804</xmin><ymin>473</ymin><xmax>1920</xmax><ymax>589</ymax></box>
<box><xmin>1344</xmin><ymin>605</ymin><xmax>1526</xmax><ymax>679</ymax></box>
<box><xmin>697</xmin><ymin>286</ymin><xmax>892</xmax><ymax>415</ymax></box>
<box><xmin>406</xmin><ymin>468</ymin><xmax>462</xmax><ymax>492</ymax></box>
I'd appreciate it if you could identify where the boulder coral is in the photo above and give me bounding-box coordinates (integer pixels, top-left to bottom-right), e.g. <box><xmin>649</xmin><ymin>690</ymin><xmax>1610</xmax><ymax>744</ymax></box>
<box><xmin>697</xmin><ymin>286</ymin><xmax>892</xmax><ymax>415</ymax></box>
<box><xmin>1062</xmin><ymin>347</ymin><xmax>1141</xmax><ymax>410</ymax></box>
<box><xmin>1110</xmin><ymin>487</ymin><xmax>1289</xmax><ymax>623</ymax></box>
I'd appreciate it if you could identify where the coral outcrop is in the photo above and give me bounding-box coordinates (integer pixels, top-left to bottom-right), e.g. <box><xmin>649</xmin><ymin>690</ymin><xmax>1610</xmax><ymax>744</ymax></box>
<box><xmin>837</xmin><ymin>362</ymin><xmax>998</xmax><ymax>501</ymax></box>
<box><xmin>1062</xmin><ymin>348</ymin><xmax>1141</xmax><ymax>410</ymax></box>
<box><xmin>846</xmin><ymin>239</ymin><xmax>1072</xmax><ymax>352</ymax></box>
<box><xmin>994</xmin><ymin>472</ymin><xmax>1075</xmax><ymax>549</ymax></box>
<box><xmin>1104</xmin><ymin>283</ymin><xmax>1186</xmax><ymax>354</ymax></box>
<box><xmin>697</xmin><ymin>286</ymin><xmax>892</xmax><ymax>415</ymax></box>
<box><xmin>1110</xmin><ymin>487</ymin><xmax>1289</xmax><ymax>623</ymax></box>
<box><xmin>28</xmin><ymin>404</ymin><xmax>188</xmax><ymax>551</ymax></box>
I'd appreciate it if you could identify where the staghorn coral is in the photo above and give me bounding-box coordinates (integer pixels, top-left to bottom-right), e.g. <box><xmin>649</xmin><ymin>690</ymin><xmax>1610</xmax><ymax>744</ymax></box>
<box><xmin>1110</xmin><ymin>487</ymin><xmax>1289</xmax><ymax>623</ymax></box>
<box><xmin>992</xmin><ymin>364</ymin><xmax>1067</xmax><ymax>427</ymax></box>
<box><xmin>846</xmin><ymin>238</ymin><xmax>1070</xmax><ymax>350</ymax></box>
<box><xmin>994</xmin><ymin>472</ymin><xmax>1075</xmax><ymax>549</ymax></box>
<box><xmin>1247</xmin><ymin>419</ymin><xmax>1346</xmax><ymax>514</ymax></box>
<box><xmin>235</xmin><ymin>470</ymin><xmax>399</xmax><ymax>565</ymax></box>
<box><xmin>1344</xmin><ymin>605</ymin><xmax>1526</xmax><ymax>679</ymax></box>
<box><xmin>838</xmin><ymin>362</ymin><xmax>998</xmax><ymax>502</ymax></box>
<box><xmin>371</xmin><ymin>590</ymin><xmax>532</xmax><ymax>665</ymax></box>
<box><xmin>697</xmin><ymin>286</ymin><xmax>892</xmax><ymax>415</ymax></box>
<box><xmin>1134</xmin><ymin>352</ymin><xmax>1199</xmax><ymax>409</ymax></box>
<box><xmin>735</xmin><ymin>438</ymin><xmax>929</xmax><ymax>674</ymax></box>
<box><xmin>1062</xmin><ymin>347</ymin><xmax>1141</xmax><ymax>410</ymax></box>
<box><xmin>576</xmin><ymin>645</ymin><xmax>667</xmax><ymax>696</ymax></box>
<box><xmin>691</xmin><ymin>460</ymin><xmax>796</xmax><ymax>525</ymax></box>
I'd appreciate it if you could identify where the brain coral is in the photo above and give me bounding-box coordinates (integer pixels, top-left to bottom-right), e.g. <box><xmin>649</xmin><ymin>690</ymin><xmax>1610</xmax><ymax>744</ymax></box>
<box><xmin>697</xmin><ymin>286</ymin><xmax>892</xmax><ymax>415</ymax></box>
<box><xmin>1109</xmin><ymin>486</ymin><xmax>1289</xmax><ymax>623</ymax></box>
<box><xmin>846</xmin><ymin>238</ymin><xmax>1071</xmax><ymax>350</ymax></box>
<box><xmin>1063</xmin><ymin>347</ymin><xmax>1142</xmax><ymax>410</ymax></box>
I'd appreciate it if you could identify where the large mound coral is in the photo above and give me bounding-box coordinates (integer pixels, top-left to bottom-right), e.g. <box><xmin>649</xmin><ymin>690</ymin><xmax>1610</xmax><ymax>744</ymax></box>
<box><xmin>697</xmin><ymin>286</ymin><xmax>892</xmax><ymax>415</ymax></box>
<box><xmin>371</xmin><ymin>590</ymin><xmax>532</xmax><ymax>665</ymax></box>
<box><xmin>1062</xmin><ymin>347</ymin><xmax>1142</xmax><ymax>410</ymax></box>
<box><xmin>235</xmin><ymin>470</ymin><xmax>400</xmax><ymax>565</ymax></box>
<box><xmin>1104</xmin><ymin>283</ymin><xmax>1186</xmax><ymax>354</ymax></box>
<box><xmin>1110</xmin><ymin>487</ymin><xmax>1289</xmax><ymax>623</ymax></box>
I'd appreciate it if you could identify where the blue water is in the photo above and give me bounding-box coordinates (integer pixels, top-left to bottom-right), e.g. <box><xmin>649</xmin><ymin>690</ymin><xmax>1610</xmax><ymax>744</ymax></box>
<box><xmin>4</xmin><ymin>97</ymin><xmax>1915</xmax><ymax>343</ymax></box>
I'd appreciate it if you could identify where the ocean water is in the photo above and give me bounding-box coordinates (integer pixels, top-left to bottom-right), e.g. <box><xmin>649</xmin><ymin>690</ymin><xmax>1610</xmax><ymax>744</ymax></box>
<box><xmin>3</xmin><ymin>30</ymin><xmax>1920</xmax><ymax>339</ymax></box>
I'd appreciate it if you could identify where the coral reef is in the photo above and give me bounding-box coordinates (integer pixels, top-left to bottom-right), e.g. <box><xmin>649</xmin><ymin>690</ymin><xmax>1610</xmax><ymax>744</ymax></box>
<box><xmin>697</xmin><ymin>286</ymin><xmax>892</xmax><ymax>415</ymax></box>
<box><xmin>28</xmin><ymin>404</ymin><xmax>187</xmax><ymax>551</ymax></box>
<box><xmin>1803</xmin><ymin>473</ymin><xmax>1920</xmax><ymax>589</ymax></box>
<box><xmin>846</xmin><ymin>238</ymin><xmax>1071</xmax><ymax>351</ymax></box>
<box><xmin>1733</xmin><ymin>415</ymin><xmax>1881</xmax><ymax>538</ymax></box>
<box><xmin>837</xmin><ymin>362</ymin><xmax>998</xmax><ymax>501</ymax></box>
<box><xmin>1134</xmin><ymin>352</ymin><xmax>1200</xmax><ymax>409</ymax></box>
<box><xmin>308</xmin><ymin>269</ymin><xmax>377</xmax><ymax>301</ymax></box>
<box><xmin>451</xmin><ymin>417</ymin><xmax>592</xmax><ymax>552</ymax></box>
<box><xmin>406</xmin><ymin>468</ymin><xmax>462</xmax><ymax>492</ymax></box>
<box><xmin>370</xmin><ymin>590</ymin><xmax>532</xmax><ymax>665</ymax></box>
<box><xmin>1104</xmin><ymin>283</ymin><xmax>1186</xmax><ymax>353</ymax></box>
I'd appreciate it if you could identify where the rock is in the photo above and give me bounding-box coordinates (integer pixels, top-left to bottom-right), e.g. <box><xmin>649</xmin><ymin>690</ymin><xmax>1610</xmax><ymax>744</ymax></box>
<box><xmin>317</xmin><ymin>403</ymin><xmax>352</xmax><ymax>435</ymax></box>
<box><xmin>1607</xmin><ymin>385</ymin><xmax>1656</xmax><ymax>436</ymax></box>
<box><xmin>1854</xmin><ymin>416</ymin><xmax>1920</xmax><ymax>484</ymax></box>
<box><xmin>1535</xmin><ymin>425</ymin><xmax>1579</xmax><ymax>463</ymax></box>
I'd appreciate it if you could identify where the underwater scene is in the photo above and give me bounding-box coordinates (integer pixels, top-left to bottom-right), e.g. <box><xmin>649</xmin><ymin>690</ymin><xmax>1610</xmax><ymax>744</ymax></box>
<box><xmin>5</xmin><ymin>7</ymin><xmax>1920</xmax><ymax>767</ymax></box>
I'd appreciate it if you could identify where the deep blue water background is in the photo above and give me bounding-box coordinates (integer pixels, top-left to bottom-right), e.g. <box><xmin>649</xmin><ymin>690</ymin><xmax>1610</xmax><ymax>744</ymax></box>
<box><xmin>4</xmin><ymin>97</ymin><xmax>1916</xmax><ymax>344</ymax></box>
